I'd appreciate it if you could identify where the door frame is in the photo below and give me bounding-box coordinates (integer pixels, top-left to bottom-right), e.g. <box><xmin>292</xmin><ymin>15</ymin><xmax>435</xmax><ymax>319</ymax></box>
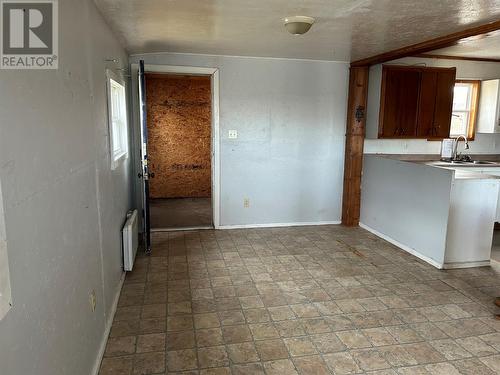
<box><xmin>130</xmin><ymin>63</ymin><xmax>221</xmax><ymax>229</ymax></box>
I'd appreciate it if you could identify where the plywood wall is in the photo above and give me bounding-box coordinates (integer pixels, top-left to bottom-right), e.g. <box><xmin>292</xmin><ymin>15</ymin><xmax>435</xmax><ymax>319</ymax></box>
<box><xmin>146</xmin><ymin>74</ymin><xmax>211</xmax><ymax>198</ymax></box>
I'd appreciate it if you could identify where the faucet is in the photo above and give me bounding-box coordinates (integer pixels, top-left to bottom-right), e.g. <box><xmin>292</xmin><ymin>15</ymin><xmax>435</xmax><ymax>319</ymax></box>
<box><xmin>452</xmin><ymin>135</ymin><xmax>470</xmax><ymax>161</ymax></box>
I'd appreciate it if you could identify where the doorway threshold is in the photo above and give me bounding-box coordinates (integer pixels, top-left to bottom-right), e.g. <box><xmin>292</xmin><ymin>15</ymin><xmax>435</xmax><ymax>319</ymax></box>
<box><xmin>151</xmin><ymin>225</ymin><xmax>214</xmax><ymax>232</ymax></box>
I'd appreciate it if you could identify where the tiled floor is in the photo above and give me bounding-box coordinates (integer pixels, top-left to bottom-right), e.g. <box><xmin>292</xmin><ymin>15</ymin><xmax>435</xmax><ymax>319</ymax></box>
<box><xmin>99</xmin><ymin>225</ymin><xmax>500</xmax><ymax>375</ymax></box>
<box><xmin>150</xmin><ymin>198</ymin><xmax>212</xmax><ymax>229</ymax></box>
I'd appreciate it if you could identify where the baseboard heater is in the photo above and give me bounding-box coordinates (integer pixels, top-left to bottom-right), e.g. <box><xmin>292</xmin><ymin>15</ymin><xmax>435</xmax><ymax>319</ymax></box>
<box><xmin>122</xmin><ymin>210</ymin><xmax>138</xmax><ymax>271</ymax></box>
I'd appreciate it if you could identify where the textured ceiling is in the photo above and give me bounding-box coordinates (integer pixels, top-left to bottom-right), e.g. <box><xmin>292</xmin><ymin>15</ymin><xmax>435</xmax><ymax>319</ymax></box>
<box><xmin>429</xmin><ymin>31</ymin><xmax>500</xmax><ymax>60</ymax></box>
<box><xmin>94</xmin><ymin>0</ymin><xmax>500</xmax><ymax>62</ymax></box>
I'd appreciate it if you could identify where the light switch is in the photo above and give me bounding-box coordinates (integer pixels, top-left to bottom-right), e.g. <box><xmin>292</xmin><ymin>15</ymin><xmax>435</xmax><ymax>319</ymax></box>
<box><xmin>228</xmin><ymin>130</ymin><xmax>238</xmax><ymax>139</ymax></box>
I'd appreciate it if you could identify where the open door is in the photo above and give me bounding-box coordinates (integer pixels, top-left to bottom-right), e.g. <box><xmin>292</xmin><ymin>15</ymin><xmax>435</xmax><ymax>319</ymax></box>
<box><xmin>138</xmin><ymin>60</ymin><xmax>151</xmax><ymax>254</ymax></box>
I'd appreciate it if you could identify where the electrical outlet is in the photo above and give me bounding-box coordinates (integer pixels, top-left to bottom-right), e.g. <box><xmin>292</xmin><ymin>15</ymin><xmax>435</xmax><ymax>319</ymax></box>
<box><xmin>243</xmin><ymin>198</ymin><xmax>250</xmax><ymax>208</ymax></box>
<box><xmin>89</xmin><ymin>290</ymin><xmax>97</xmax><ymax>312</ymax></box>
<box><xmin>228</xmin><ymin>130</ymin><xmax>238</xmax><ymax>139</ymax></box>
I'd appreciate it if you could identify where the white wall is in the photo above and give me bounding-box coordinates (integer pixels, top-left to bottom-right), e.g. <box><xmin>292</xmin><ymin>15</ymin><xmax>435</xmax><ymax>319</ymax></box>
<box><xmin>0</xmin><ymin>182</ymin><xmax>11</xmax><ymax>320</ymax></box>
<box><xmin>360</xmin><ymin>155</ymin><xmax>454</xmax><ymax>267</ymax></box>
<box><xmin>129</xmin><ymin>53</ymin><xmax>349</xmax><ymax>226</ymax></box>
<box><xmin>364</xmin><ymin>57</ymin><xmax>500</xmax><ymax>154</ymax></box>
<box><xmin>0</xmin><ymin>0</ymin><xmax>131</xmax><ymax>374</ymax></box>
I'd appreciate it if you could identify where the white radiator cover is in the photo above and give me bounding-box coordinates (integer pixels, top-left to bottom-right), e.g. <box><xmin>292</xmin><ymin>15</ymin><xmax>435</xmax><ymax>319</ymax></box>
<box><xmin>122</xmin><ymin>210</ymin><xmax>138</xmax><ymax>271</ymax></box>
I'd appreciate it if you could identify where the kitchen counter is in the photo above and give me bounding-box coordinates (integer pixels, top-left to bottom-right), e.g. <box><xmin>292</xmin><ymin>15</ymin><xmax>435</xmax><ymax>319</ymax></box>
<box><xmin>360</xmin><ymin>154</ymin><xmax>500</xmax><ymax>269</ymax></box>
<box><xmin>371</xmin><ymin>154</ymin><xmax>500</xmax><ymax>179</ymax></box>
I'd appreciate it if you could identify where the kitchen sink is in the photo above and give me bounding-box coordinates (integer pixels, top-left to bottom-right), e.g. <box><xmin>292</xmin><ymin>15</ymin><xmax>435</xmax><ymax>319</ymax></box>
<box><xmin>470</xmin><ymin>160</ymin><xmax>497</xmax><ymax>164</ymax></box>
<box><xmin>428</xmin><ymin>160</ymin><xmax>499</xmax><ymax>167</ymax></box>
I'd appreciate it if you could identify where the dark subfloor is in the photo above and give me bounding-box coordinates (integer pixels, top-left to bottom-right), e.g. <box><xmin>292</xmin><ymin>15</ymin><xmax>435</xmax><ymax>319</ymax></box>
<box><xmin>100</xmin><ymin>225</ymin><xmax>500</xmax><ymax>374</ymax></box>
<box><xmin>150</xmin><ymin>198</ymin><xmax>212</xmax><ymax>229</ymax></box>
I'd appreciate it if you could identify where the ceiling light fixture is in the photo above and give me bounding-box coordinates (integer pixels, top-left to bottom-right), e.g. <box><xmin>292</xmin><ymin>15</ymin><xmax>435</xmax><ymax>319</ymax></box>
<box><xmin>284</xmin><ymin>16</ymin><xmax>315</xmax><ymax>35</ymax></box>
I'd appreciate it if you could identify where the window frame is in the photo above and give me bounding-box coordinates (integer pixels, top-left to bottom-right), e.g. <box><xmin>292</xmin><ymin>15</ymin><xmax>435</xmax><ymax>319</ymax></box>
<box><xmin>106</xmin><ymin>69</ymin><xmax>129</xmax><ymax>170</ymax></box>
<box><xmin>450</xmin><ymin>79</ymin><xmax>481</xmax><ymax>141</ymax></box>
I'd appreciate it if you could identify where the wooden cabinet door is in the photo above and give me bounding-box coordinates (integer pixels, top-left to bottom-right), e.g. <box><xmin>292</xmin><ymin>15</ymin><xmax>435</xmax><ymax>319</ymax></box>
<box><xmin>416</xmin><ymin>71</ymin><xmax>438</xmax><ymax>137</ymax></box>
<box><xmin>378</xmin><ymin>68</ymin><xmax>420</xmax><ymax>138</ymax></box>
<box><xmin>432</xmin><ymin>68</ymin><xmax>456</xmax><ymax>138</ymax></box>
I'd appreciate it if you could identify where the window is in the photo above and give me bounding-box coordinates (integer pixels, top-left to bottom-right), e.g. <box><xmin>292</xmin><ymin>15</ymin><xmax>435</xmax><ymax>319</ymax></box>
<box><xmin>0</xmin><ymin>182</ymin><xmax>12</xmax><ymax>320</ymax></box>
<box><xmin>450</xmin><ymin>80</ymin><xmax>480</xmax><ymax>139</ymax></box>
<box><xmin>106</xmin><ymin>70</ymin><xmax>128</xmax><ymax>169</ymax></box>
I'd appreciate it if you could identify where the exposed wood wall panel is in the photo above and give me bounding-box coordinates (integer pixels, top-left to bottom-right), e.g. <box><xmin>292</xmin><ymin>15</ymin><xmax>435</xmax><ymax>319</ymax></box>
<box><xmin>146</xmin><ymin>74</ymin><xmax>211</xmax><ymax>198</ymax></box>
<box><xmin>342</xmin><ymin>66</ymin><xmax>369</xmax><ymax>226</ymax></box>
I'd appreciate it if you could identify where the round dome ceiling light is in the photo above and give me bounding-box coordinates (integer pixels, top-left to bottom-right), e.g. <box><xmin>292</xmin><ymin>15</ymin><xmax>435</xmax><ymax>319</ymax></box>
<box><xmin>284</xmin><ymin>16</ymin><xmax>315</xmax><ymax>35</ymax></box>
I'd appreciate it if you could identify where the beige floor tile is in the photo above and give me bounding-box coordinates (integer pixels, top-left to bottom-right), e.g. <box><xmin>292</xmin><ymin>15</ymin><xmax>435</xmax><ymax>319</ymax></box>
<box><xmin>248</xmin><ymin>322</ymin><xmax>280</xmax><ymax>340</ymax></box>
<box><xmin>101</xmin><ymin>229</ymin><xmax>500</xmax><ymax>375</ymax></box>
<box><xmin>196</xmin><ymin>327</ymin><xmax>224</xmax><ymax>347</ymax></box>
<box><xmin>293</xmin><ymin>355</ymin><xmax>330</xmax><ymax>375</ymax></box>
<box><xmin>379</xmin><ymin>345</ymin><xmax>418</xmax><ymax>367</ymax></box>
<box><xmin>429</xmin><ymin>339</ymin><xmax>473</xmax><ymax>360</ymax></box>
<box><xmin>283</xmin><ymin>336</ymin><xmax>317</xmax><ymax>356</ymax></box>
<box><xmin>452</xmin><ymin>358</ymin><xmax>497</xmax><ymax>375</ymax></box>
<box><xmin>362</xmin><ymin>327</ymin><xmax>398</xmax><ymax>346</ymax></box>
<box><xmin>268</xmin><ymin>306</ymin><xmax>296</xmax><ymax>321</ymax></box>
<box><xmin>218</xmin><ymin>310</ymin><xmax>246</xmax><ymax>326</ymax></box>
<box><xmin>141</xmin><ymin>304</ymin><xmax>166</xmax><ymax>319</ymax></box>
<box><xmin>194</xmin><ymin>313</ymin><xmax>220</xmax><ymax>329</ymax></box>
<box><xmin>133</xmin><ymin>351</ymin><xmax>166</xmax><ymax>375</ymax></box>
<box><xmin>110</xmin><ymin>320</ymin><xmax>140</xmax><ymax>338</ymax></box>
<box><xmin>166</xmin><ymin>330</ymin><xmax>195</xmax><ymax>350</ymax></box>
<box><xmin>104</xmin><ymin>336</ymin><xmax>136</xmax><ymax>357</ymax></box>
<box><xmin>226</xmin><ymin>342</ymin><xmax>260</xmax><ymax>363</ymax></box>
<box><xmin>243</xmin><ymin>308</ymin><xmax>270</xmax><ymax>323</ymax></box>
<box><xmin>136</xmin><ymin>333</ymin><xmax>165</xmax><ymax>353</ymax></box>
<box><xmin>99</xmin><ymin>356</ymin><xmax>134</xmax><ymax>375</ymax></box>
<box><xmin>231</xmin><ymin>362</ymin><xmax>265</xmax><ymax>374</ymax></box>
<box><xmin>323</xmin><ymin>351</ymin><xmax>362</xmax><ymax>374</ymax></box>
<box><xmin>167</xmin><ymin>349</ymin><xmax>198</xmax><ymax>372</ymax></box>
<box><xmin>167</xmin><ymin>315</ymin><xmax>194</xmax><ymax>332</ymax></box>
<box><xmin>239</xmin><ymin>295</ymin><xmax>264</xmax><ymax>309</ymax></box>
<box><xmin>254</xmin><ymin>339</ymin><xmax>289</xmax><ymax>361</ymax></box>
<box><xmin>198</xmin><ymin>345</ymin><xmax>229</xmax><ymax>368</ymax></box>
<box><xmin>310</xmin><ymin>332</ymin><xmax>346</xmax><ymax>353</ymax></box>
<box><xmin>455</xmin><ymin>336</ymin><xmax>497</xmax><ymax>357</ymax></box>
<box><xmin>351</xmin><ymin>348</ymin><xmax>392</xmax><ymax>371</ymax></box>
<box><xmin>480</xmin><ymin>354</ymin><xmax>500</xmax><ymax>373</ymax></box>
<box><xmin>221</xmin><ymin>324</ymin><xmax>252</xmax><ymax>343</ymax></box>
<box><xmin>336</xmin><ymin>329</ymin><xmax>372</xmax><ymax>349</ymax></box>
<box><xmin>424</xmin><ymin>362</ymin><xmax>461</xmax><ymax>375</ymax></box>
<box><xmin>199</xmin><ymin>367</ymin><xmax>231</xmax><ymax>375</ymax></box>
<box><xmin>263</xmin><ymin>359</ymin><xmax>299</xmax><ymax>375</ymax></box>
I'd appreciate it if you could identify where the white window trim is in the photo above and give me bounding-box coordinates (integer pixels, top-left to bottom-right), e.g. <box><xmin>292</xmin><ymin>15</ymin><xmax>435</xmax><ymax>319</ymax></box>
<box><xmin>450</xmin><ymin>81</ymin><xmax>477</xmax><ymax>138</ymax></box>
<box><xmin>0</xmin><ymin>182</ymin><xmax>12</xmax><ymax>320</ymax></box>
<box><xmin>106</xmin><ymin>69</ymin><xmax>129</xmax><ymax>170</ymax></box>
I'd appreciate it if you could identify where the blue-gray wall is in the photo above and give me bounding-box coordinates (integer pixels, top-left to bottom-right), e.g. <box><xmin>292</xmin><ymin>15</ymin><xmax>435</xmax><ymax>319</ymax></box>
<box><xmin>0</xmin><ymin>0</ymin><xmax>131</xmax><ymax>373</ymax></box>
<box><xmin>130</xmin><ymin>53</ymin><xmax>349</xmax><ymax>226</ymax></box>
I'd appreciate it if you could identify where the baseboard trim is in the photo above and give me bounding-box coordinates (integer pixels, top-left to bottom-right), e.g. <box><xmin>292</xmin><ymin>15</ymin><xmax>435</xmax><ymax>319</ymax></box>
<box><xmin>217</xmin><ymin>221</ymin><xmax>341</xmax><ymax>230</ymax></box>
<box><xmin>443</xmin><ymin>260</ymin><xmax>491</xmax><ymax>269</ymax></box>
<box><xmin>91</xmin><ymin>272</ymin><xmax>126</xmax><ymax>375</ymax></box>
<box><xmin>152</xmin><ymin>225</ymin><xmax>214</xmax><ymax>232</ymax></box>
<box><xmin>359</xmin><ymin>222</ymin><xmax>444</xmax><ymax>269</ymax></box>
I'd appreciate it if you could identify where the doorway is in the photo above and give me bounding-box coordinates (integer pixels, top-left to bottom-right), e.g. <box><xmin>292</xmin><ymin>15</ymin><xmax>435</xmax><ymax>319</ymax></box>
<box><xmin>134</xmin><ymin>63</ymin><xmax>220</xmax><ymax>232</ymax></box>
<box><xmin>146</xmin><ymin>73</ymin><xmax>212</xmax><ymax>229</ymax></box>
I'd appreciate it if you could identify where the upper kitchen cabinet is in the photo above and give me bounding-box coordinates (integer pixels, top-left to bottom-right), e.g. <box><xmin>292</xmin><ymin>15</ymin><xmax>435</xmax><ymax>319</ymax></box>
<box><xmin>378</xmin><ymin>65</ymin><xmax>456</xmax><ymax>139</ymax></box>
<box><xmin>477</xmin><ymin>79</ymin><xmax>500</xmax><ymax>134</ymax></box>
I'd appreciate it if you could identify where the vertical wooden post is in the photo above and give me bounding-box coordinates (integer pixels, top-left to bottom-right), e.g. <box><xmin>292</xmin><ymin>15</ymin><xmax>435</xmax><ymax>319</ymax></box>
<box><xmin>342</xmin><ymin>66</ymin><xmax>369</xmax><ymax>226</ymax></box>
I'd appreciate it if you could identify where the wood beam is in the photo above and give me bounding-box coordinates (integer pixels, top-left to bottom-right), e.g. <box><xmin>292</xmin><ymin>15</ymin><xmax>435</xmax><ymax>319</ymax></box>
<box><xmin>414</xmin><ymin>53</ymin><xmax>500</xmax><ymax>63</ymax></box>
<box><xmin>342</xmin><ymin>66</ymin><xmax>369</xmax><ymax>227</ymax></box>
<box><xmin>351</xmin><ymin>20</ymin><xmax>500</xmax><ymax>67</ymax></box>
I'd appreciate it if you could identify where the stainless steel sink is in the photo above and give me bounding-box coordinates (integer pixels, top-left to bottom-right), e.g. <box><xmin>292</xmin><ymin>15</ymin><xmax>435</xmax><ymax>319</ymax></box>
<box><xmin>470</xmin><ymin>160</ymin><xmax>497</xmax><ymax>165</ymax></box>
